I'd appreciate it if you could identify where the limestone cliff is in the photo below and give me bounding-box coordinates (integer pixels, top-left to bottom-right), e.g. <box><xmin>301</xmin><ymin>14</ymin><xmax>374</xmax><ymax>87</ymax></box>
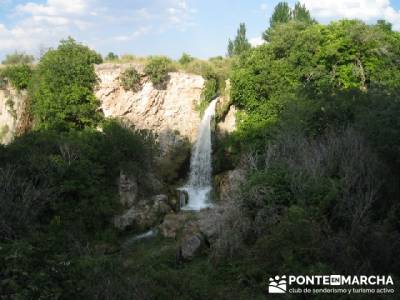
<box><xmin>0</xmin><ymin>63</ymin><xmax>237</xmax><ymax>147</ymax></box>
<box><xmin>95</xmin><ymin>63</ymin><xmax>204</xmax><ymax>152</ymax></box>
<box><xmin>0</xmin><ymin>86</ymin><xmax>28</xmax><ymax>144</ymax></box>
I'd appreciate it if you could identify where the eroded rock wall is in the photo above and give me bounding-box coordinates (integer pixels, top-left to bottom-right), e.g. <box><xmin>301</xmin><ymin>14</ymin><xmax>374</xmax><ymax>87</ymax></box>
<box><xmin>0</xmin><ymin>86</ymin><xmax>28</xmax><ymax>144</ymax></box>
<box><xmin>95</xmin><ymin>63</ymin><xmax>204</xmax><ymax>152</ymax></box>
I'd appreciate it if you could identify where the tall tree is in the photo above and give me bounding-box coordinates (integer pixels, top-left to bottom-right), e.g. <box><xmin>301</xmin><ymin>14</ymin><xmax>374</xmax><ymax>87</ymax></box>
<box><xmin>227</xmin><ymin>23</ymin><xmax>251</xmax><ymax>57</ymax></box>
<box><xmin>264</xmin><ymin>1</ymin><xmax>314</xmax><ymax>41</ymax></box>
<box><xmin>269</xmin><ymin>2</ymin><xmax>291</xmax><ymax>28</ymax></box>
<box><xmin>292</xmin><ymin>2</ymin><xmax>314</xmax><ymax>24</ymax></box>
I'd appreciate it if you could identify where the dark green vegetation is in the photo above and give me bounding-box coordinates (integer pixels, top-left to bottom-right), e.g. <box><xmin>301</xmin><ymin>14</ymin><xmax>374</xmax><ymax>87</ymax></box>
<box><xmin>120</xmin><ymin>67</ymin><xmax>141</xmax><ymax>91</ymax></box>
<box><xmin>214</xmin><ymin>2</ymin><xmax>400</xmax><ymax>296</ymax></box>
<box><xmin>0</xmin><ymin>38</ymin><xmax>161</xmax><ymax>299</ymax></box>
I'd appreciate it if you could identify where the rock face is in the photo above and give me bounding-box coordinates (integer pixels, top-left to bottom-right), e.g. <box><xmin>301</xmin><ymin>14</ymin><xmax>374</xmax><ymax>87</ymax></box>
<box><xmin>114</xmin><ymin>194</ymin><xmax>172</xmax><ymax>231</ymax></box>
<box><xmin>215</xmin><ymin>169</ymin><xmax>246</xmax><ymax>202</ymax></box>
<box><xmin>95</xmin><ymin>63</ymin><xmax>204</xmax><ymax>152</ymax></box>
<box><xmin>0</xmin><ymin>86</ymin><xmax>28</xmax><ymax>144</ymax></box>
<box><xmin>217</xmin><ymin>105</ymin><xmax>237</xmax><ymax>134</ymax></box>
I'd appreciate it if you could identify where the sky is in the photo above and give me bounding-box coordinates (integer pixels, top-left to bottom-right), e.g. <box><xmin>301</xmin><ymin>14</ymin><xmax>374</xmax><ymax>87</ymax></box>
<box><xmin>0</xmin><ymin>0</ymin><xmax>400</xmax><ymax>60</ymax></box>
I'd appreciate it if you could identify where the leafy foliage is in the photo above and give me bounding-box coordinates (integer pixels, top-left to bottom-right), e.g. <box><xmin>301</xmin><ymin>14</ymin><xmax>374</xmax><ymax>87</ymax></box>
<box><xmin>227</xmin><ymin>23</ymin><xmax>251</xmax><ymax>57</ymax></box>
<box><xmin>144</xmin><ymin>56</ymin><xmax>173</xmax><ymax>89</ymax></box>
<box><xmin>120</xmin><ymin>67</ymin><xmax>141</xmax><ymax>92</ymax></box>
<box><xmin>219</xmin><ymin>9</ymin><xmax>400</xmax><ymax>289</ymax></box>
<box><xmin>30</xmin><ymin>38</ymin><xmax>103</xmax><ymax>130</ymax></box>
<box><xmin>264</xmin><ymin>1</ymin><xmax>315</xmax><ymax>40</ymax></box>
<box><xmin>1</xmin><ymin>64</ymin><xmax>33</xmax><ymax>91</ymax></box>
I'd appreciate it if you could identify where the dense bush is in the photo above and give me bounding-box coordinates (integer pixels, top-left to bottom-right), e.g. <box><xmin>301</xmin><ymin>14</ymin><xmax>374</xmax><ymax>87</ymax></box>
<box><xmin>144</xmin><ymin>56</ymin><xmax>173</xmax><ymax>88</ymax></box>
<box><xmin>120</xmin><ymin>67</ymin><xmax>141</xmax><ymax>91</ymax></box>
<box><xmin>0</xmin><ymin>120</ymin><xmax>156</xmax><ymax>298</ymax></box>
<box><xmin>1</xmin><ymin>64</ymin><xmax>33</xmax><ymax>90</ymax></box>
<box><xmin>30</xmin><ymin>38</ymin><xmax>103</xmax><ymax>130</ymax></box>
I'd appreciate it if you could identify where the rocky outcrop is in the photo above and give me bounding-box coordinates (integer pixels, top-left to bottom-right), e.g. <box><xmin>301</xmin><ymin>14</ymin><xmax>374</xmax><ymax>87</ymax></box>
<box><xmin>215</xmin><ymin>169</ymin><xmax>246</xmax><ymax>202</ymax></box>
<box><xmin>95</xmin><ymin>63</ymin><xmax>204</xmax><ymax>152</ymax></box>
<box><xmin>0</xmin><ymin>86</ymin><xmax>28</xmax><ymax>144</ymax></box>
<box><xmin>217</xmin><ymin>105</ymin><xmax>237</xmax><ymax>134</ymax></box>
<box><xmin>114</xmin><ymin>194</ymin><xmax>172</xmax><ymax>231</ymax></box>
<box><xmin>178</xmin><ymin>234</ymin><xmax>205</xmax><ymax>260</ymax></box>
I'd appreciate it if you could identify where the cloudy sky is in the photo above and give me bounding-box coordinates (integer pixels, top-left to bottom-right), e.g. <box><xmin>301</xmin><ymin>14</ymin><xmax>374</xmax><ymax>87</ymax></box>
<box><xmin>0</xmin><ymin>0</ymin><xmax>400</xmax><ymax>60</ymax></box>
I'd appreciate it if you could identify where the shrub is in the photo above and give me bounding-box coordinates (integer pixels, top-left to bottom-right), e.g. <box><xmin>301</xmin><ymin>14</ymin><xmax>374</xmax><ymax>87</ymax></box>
<box><xmin>144</xmin><ymin>56</ymin><xmax>173</xmax><ymax>88</ymax></box>
<box><xmin>178</xmin><ymin>52</ymin><xmax>194</xmax><ymax>65</ymax></box>
<box><xmin>120</xmin><ymin>67</ymin><xmax>141</xmax><ymax>92</ymax></box>
<box><xmin>2</xmin><ymin>51</ymin><xmax>34</xmax><ymax>65</ymax></box>
<box><xmin>1</xmin><ymin>64</ymin><xmax>33</xmax><ymax>91</ymax></box>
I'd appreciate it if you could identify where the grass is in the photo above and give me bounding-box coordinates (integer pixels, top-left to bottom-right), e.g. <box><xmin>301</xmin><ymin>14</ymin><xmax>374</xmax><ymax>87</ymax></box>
<box><xmin>119</xmin><ymin>234</ymin><xmax>267</xmax><ymax>299</ymax></box>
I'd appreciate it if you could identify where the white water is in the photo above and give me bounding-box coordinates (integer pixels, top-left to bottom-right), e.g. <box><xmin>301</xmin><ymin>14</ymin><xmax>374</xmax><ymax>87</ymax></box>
<box><xmin>181</xmin><ymin>99</ymin><xmax>218</xmax><ymax>211</ymax></box>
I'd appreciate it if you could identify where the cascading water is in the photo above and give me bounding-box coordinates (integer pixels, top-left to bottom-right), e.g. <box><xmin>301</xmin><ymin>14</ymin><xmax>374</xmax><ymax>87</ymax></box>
<box><xmin>180</xmin><ymin>98</ymin><xmax>218</xmax><ymax>210</ymax></box>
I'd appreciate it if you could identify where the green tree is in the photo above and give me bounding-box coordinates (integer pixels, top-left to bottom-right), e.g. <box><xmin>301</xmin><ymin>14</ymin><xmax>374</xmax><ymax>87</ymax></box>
<box><xmin>292</xmin><ymin>2</ymin><xmax>314</xmax><ymax>24</ymax></box>
<box><xmin>227</xmin><ymin>23</ymin><xmax>251</xmax><ymax>57</ymax></box>
<box><xmin>264</xmin><ymin>2</ymin><xmax>314</xmax><ymax>40</ymax></box>
<box><xmin>30</xmin><ymin>38</ymin><xmax>103</xmax><ymax>130</ymax></box>
<box><xmin>105</xmin><ymin>52</ymin><xmax>119</xmax><ymax>61</ymax></box>
<box><xmin>270</xmin><ymin>2</ymin><xmax>291</xmax><ymax>28</ymax></box>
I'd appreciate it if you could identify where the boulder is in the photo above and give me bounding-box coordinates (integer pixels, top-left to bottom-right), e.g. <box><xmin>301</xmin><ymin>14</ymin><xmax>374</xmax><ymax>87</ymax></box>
<box><xmin>178</xmin><ymin>234</ymin><xmax>205</xmax><ymax>260</ymax></box>
<box><xmin>114</xmin><ymin>194</ymin><xmax>172</xmax><ymax>231</ymax></box>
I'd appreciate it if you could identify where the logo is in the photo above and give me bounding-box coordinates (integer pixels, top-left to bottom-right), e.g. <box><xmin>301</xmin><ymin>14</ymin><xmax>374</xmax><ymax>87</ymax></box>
<box><xmin>267</xmin><ymin>274</ymin><xmax>395</xmax><ymax>295</ymax></box>
<box><xmin>269</xmin><ymin>275</ymin><xmax>287</xmax><ymax>293</ymax></box>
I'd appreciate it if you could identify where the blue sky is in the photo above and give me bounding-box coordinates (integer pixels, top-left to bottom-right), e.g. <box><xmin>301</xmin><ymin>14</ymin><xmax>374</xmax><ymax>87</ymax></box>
<box><xmin>0</xmin><ymin>0</ymin><xmax>400</xmax><ymax>60</ymax></box>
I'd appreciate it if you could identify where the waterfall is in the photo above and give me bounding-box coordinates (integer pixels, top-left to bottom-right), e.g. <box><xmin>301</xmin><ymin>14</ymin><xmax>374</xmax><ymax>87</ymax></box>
<box><xmin>180</xmin><ymin>98</ymin><xmax>218</xmax><ymax>211</ymax></box>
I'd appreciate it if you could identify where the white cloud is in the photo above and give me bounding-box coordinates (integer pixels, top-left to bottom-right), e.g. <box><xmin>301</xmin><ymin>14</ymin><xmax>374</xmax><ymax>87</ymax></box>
<box><xmin>250</xmin><ymin>36</ymin><xmax>265</xmax><ymax>47</ymax></box>
<box><xmin>115</xmin><ymin>26</ymin><xmax>152</xmax><ymax>41</ymax></box>
<box><xmin>0</xmin><ymin>0</ymin><xmax>199</xmax><ymax>56</ymax></box>
<box><xmin>165</xmin><ymin>0</ymin><xmax>196</xmax><ymax>28</ymax></box>
<box><xmin>300</xmin><ymin>0</ymin><xmax>400</xmax><ymax>30</ymax></box>
<box><xmin>0</xmin><ymin>0</ymin><xmax>102</xmax><ymax>52</ymax></box>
